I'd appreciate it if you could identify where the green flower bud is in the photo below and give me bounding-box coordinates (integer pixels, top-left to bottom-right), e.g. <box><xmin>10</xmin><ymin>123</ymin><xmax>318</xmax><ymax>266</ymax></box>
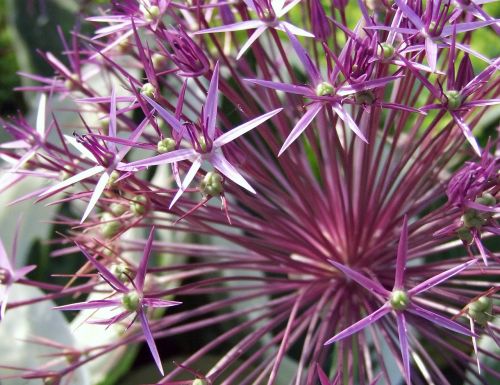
<box><xmin>475</xmin><ymin>192</ymin><xmax>496</xmax><ymax>207</ymax></box>
<box><xmin>101</xmin><ymin>213</ymin><xmax>121</xmax><ymax>238</ymax></box>
<box><xmin>122</xmin><ymin>291</ymin><xmax>141</xmax><ymax>311</ymax></box>
<box><xmin>355</xmin><ymin>90</ymin><xmax>376</xmax><ymax>105</ymax></box>
<box><xmin>468</xmin><ymin>297</ymin><xmax>494</xmax><ymax>326</ymax></box>
<box><xmin>444</xmin><ymin>90</ymin><xmax>462</xmax><ymax>110</ymax></box>
<box><xmin>192</xmin><ymin>379</ymin><xmax>210</xmax><ymax>385</ymax></box>
<box><xmin>152</xmin><ymin>53</ymin><xmax>167</xmax><ymax>69</ymax></box>
<box><xmin>110</xmin><ymin>203</ymin><xmax>127</xmax><ymax>216</ymax></box>
<box><xmin>315</xmin><ymin>82</ymin><xmax>335</xmax><ymax>97</ymax></box>
<box><xmin>107</xmin><ymin>170</ymin><xmax>121</xmax><ymax>188</ymax></box>
<box><xmin>140</xmin><ymin>4</ymin><xmax>160</xmax><ymax>21</ymax></box>
<box><xmin>390</xmin><ymin>290</ymin><xmax>410</xmax><ymax>311</ymax></box>
<box><xmin>99</xmin><ymin>117</ymin><xmax>110</xmax><ymax>134</ymax></box>
<box><xmin>111</xmin><ymin>263</ymin><xmax>136</xmax><ymax>282</ymax></box>
<box><xmin>141</xmin><ymin>83</ymin><xmax>156</xmax><ymax>99</ymax></box>
<box><xmin>456</xmin><ymin>226</ymin><xmax>473</xmax><ymax>244</ymax></box>
<box><xmin>200</xmin><ymin>171</ymin><xmax>223</xmax><ymax>196</ymax></box>
<box><xmin>157</xmin><ymin>137</ymin><xmax>176</xmax><ymax>153</ymax></box>
<box><xmin>130</xmin><ymin>195</ymin><xmax>148</xmax><ymax>216</ymax></box>
<box><xmin>462</xmin><ymin>210</ymin><xmax>486</xmax><ymax>229</ymax></box>
<box><xmin>378</xmin><ymin>42</ymin><xmax>395</xmax><ymax>59</ymax></box>
<box><xmin>64</xmin><ymin>74</ymin><xmax>79</xmax><ymax>91</ymax></box>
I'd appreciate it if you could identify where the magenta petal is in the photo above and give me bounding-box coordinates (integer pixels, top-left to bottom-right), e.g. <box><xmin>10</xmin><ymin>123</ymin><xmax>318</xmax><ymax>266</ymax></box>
<box><xmin>316</xmin><ymin>363</ymin><xmax>335</xmax><ymax>385</ymax></box>
<box><xmin>236</xmin><ymin>26</ymin><xmax>268</xmax><ymax>60</ymax></box>
<box><xmin>169</xmin><ymin>157</ymin><xmax>202</xmax><ymax>209</ymax></box>
<box><xmin>283</xmin><ymin>25</ymin><xmax>321</xmax><ymax>85</ymax></box>
<box><xmin>13</xmin><ymin>265</ymin><xmax>36</xmax><ymax>281</ymax></box>
<box><xmin>244</xmin><ymin>78</ymin><xmax>312</xmax><ymax>96</ymax></box>
<box><xmin>409</xmin><ymin>259</ymin><xmax>476</xmax><ymax>295</ymax></box>
<box><xmin>214</xmin><ymin>108</ymin><xmax>283</xmax><ymax>147</ymax></box>
<box><xmin>407</xmin><ymin>304</ymin><xmax>476</xmax><ymax>337</ymax></box>
<box><xmin>80</xmin><ymin>171</ymin><xmax>111</xmax><ymax>223</ymax></box>
<box><xmin>451</xmin><ymin>113</ymin><xmax>481</xmax><ymax>156</ymax></box>
<box><xmin>118</xmin><ymin>148</ymin><xmax>196</xmax><ymax>171</ymax></box>
<box><xmin>54</xmin><ymin>299</ymin><xmax>121</xmax><ymax>311</ymax></box>
<box><xmin>328</xmin><ymin>260</ymin><xmax>390</xmax><ymax>296</ymax></box>
<box><xmin>337</xmin><ymin>75</ymin><xmax>402</xmax><ymax>97</ymax></box>
<box><xmin>142</xmin><ymin>94</ymin><xmax>186</xmax><ymax>138</ymax></box>
<box><xmin>394</xmin><ymin>215</ymin><xmax>408</xmax><ymax>290</ymax></box>
<box><xmin>142</xmin><ymin>297</ymin><xmax>182</xmax><ymax>308</ymax></box>
<box><xmin>75</xmin><ymin>242</ymin><xmax>129</xmax><ymax>293</ymax></box>
<box><xmin>396</xmin><ymin>312</ymin><xmax>411</xmax><ymax>384</ymax></box>
<box><xmin>135</xmin><ymin>227</ymin><xmax>155</xmax><ymax>293</ymax></box>
<box><xmin>332</xmin><ymin>103</ymin><xmax>368</xmax><ymax>143</ymax></box>
<box><xmin>194</xmin><ymin>19</ymin><xmax>264</xmax><ymax>34</ymax></box>
<box><xmin>394</xmin><ymin>0</ymin><xmax>425</xmax><ymax>30</ymax></box>
<box><xmin>138</xmin><ymin>307</ymin><xmax>164</xmax><ymax>375</ymax></box>
<box><xmin>442</xmin><ymin>20</ymin><xmax>500</xmax><ymax>37</ymax></box>
<box><xmin>211</xmin><ymin>152</ymin><xmax>256</xmax><ymax>193</ymax></box>
<box><xmin>464</xmin><ymin>200</ymin><xmax>500</xmax><ymax>213</ymax></box>
<box><xmin>205</xmin><ymin>61</ymin><xmax>220</xmax><ymax>139</ymax></box>
<box><xmin>324</xmin><ymin>305</ymin><xmax>391</xmax><ymax>345</ymax></box>
<box><xmin>0</xmin><ymin>239</ymin><xmax>12</xmax><ymax>272</ymax></box>
<box><xmin>425</xmin><ymin>38</ymin><xmax>438</xmax><ymax>73</ymax></box>
<box><xmin>108</xmin><ymin>87</ymin><xmax>117</xmax><ymax>152</ymax></box>
<box><xmin>278</xmin><ymin>102</ymin><xmax>323</xmax><ymax>156</ymax></box>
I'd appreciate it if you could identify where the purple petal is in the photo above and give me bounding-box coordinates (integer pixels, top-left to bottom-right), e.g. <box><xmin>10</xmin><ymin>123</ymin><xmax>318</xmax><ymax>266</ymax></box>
<box><xmin>118</xmin><ymin>148</ymin><xmax>196</xmax><ymax>171</ymax></box>
<box><xmin>142</xmin><ymin>297</ymin><xmax>182</xmax><ymax>308</ymax></box>
<box><xmin>337</xmin><ymin>75</ymin><xmax>402</xmax><ymax>97</ymax></box>
<box><xmin>36</xmin><ymin>93</ymin><xmax>47</xmax><ymax>136</ymax></box>
<box><xmin>394</xmin><ymin>216</ymin><xmax>408</xmax><ymax>290</ymax></box>
<box><xmin>80</xmin><ymin>171</ymin><xmax>111</xmax><ymax>223</ymax></box>
<box><xmin>75</xmin><ymin>242</ymin><xmax>129</xmax><ymax>293</ymax></box>
<box><xmin>463</xmin><ymin>99</ymin><xmax>500</xmax><ymax>107</ymax></box>
<box><xmin>244</xmin><ymin>78</ymin><xmax>312</xmax><ymax>96</ymax></box>
<box><xmin>236</xmin><ymin>26</ymin><xmax>268</xmax><ymax>60</ymax></box>
<box><xmin>407</xmin><ymin>304</ymin><xmax>476</xmax><ymax>337</ymax></box>
<box><xmin>211</xmin><ymin>152</ymin><xmax>256</xmax><ymax>193</ymax></box>
<box><xmin>283</xmin><ymin>25</ymin><xmax>321</xmax><ymax>84</ymax></box>
<box><xmin>108</xmin><ymin>87</ymin><xmax>117</xmax><ymax>152</ymax></box>
<box><xmin>316</xmin><ymin>363</ymin><xmax>334</xmax><ymax>385</ymax></box>
<box><xmin>442</xmin><ymin>20</ymin><xmax>500</xmax><ymax>37</ymax></box>
<box><xmin>409</xmin><ymin>259</ymin><xmax>476</xmax><ymax>295</ymax></box>
<box><xmin>278</xmin><ymin>102</ymin><xmax>323</xmax><ymax>156</ymax></box>
<box><xmin>332</xmin><ymin>103</ymin><xmax>368</xmax><ymax>143</ymax></box>
<box><xmin>451</xmin><ymin>113</ymin><xmax>481</xmax><ymax>156</ymax></box>
<box><xmin>324</xmin><ymin>305</ymin><xmax>391</xmax><ymax>345</ymax></box>
<box><xmin>425</xmin><ymin>38</ymin><xmax>438</xmax><ymax>73</ymax></box>
<box><xmin>214</xmin><ymin>108</ymin><xmax>283</xmax><ymax>147</ymax></box>
<box><xmin>0</xmin><ymin>238</ymin><xmax>12</xmax><ymax>272</ymax></box>
<box><xmin>277</xmin><ymin>21</ymin><xmax>315</xmax><ymax>38</ymax></box>
<box><xmin>396</xmin><ymin>312</ymin><xmax>411</xmax><ymax>383</ymax></box>
<box><xmin>363</xmin><ymin>25</ymin><xmax>418</xmax><ymax>35</ymax></box>
<box><xmin>465</xmin><ymin>200</ymin><xmax>500</xmax><ymax>213</ymax></box>
<box><xmin>328</xmin><ymin>260</ymin><xmax>390</xmax><ymax>297</ymax></box>
<box><xmin>40</xmin><ymin>165</ymin><xmax>105</xmax><ymax>196</ymax></box>
<box><xmin>13</xmin><ymin>265</ymin><xmax>36</xmax><ymax>281</ymax></box>
<box><xmin>138</xmin><ymin>307</ymin><xmax>164</xmax><ymax>375</ymax></box>
<box><xmin>394</xmin><ymin>0</ymin><xmax>425</xmax><ymax>30</ymax></box>
<box><xmin>205</xmin><ymin>62</ymin><xmax>220</xmax><ymax>138</ymax></box>
<box><xmin>54</xmin><ymin>299</ymin><xmax>121</xmax><ymax>311</ymax></box>
<box><xmin>142</xmin><ymin>94</ymin><xmax>186</xmax><ymax>138</ymax></box>
<box><xmin>169</xmin><ymin>156</ymin><xmax>202</xmax><ymax>209</ymax></box>
<box><xmin>135</xmin><ymin>227</ymin><xmax>155</xmax><ymax>293</ymax></box>
<box><xmin>194</xmin><ymin>20</ymin><xmax>264</xmax><ymax>34</ymax></box>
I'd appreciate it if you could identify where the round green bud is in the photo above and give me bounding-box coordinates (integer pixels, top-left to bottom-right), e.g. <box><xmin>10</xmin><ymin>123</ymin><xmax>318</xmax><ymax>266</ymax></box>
<box><xmin>476</xmin><ymin>192</ymin><xmax>496</xmax><ymax>207</ymax></box>
<box><xmin>110</xmin><ymin>203</ymin><xmax>127</xmax><ymax>216</ymax></box>
<box><xmin>462</xmin><ymin>210</ymin><xmax>486</xmax><ymax>229</ymax></box>
<box><xmin>122</xmin><ymin>291</ymin><xmax>141</xmax><ymax>311</ymax></box>
<box><xmin>378</xmin><ymin>42</ymin><xmax>395</xmax><ymax>59</ymax></box>
<box><xmin>107</xmin><ymin>170</ymin><xmax>121</xmax><ymax>188</ymax></box>
<box><xmin>43</xmin><ymin>376</ymin><xmax>59</xmax><ymax>385</ymax></box>
<box><xmin>157</xmin><ymin>137</ymin><xmax>176</xmax><ymax>153</ymax></box>
<box><xmin>130</xmin><ymin>195</ymin><xmax>148</xmax><ymax>216</ymax></box>
<box><xmin>101</xmin><ymin>213</ymin><xmax>121</xmax><ymax>238</ymax></box>
<box><xmin>64</xmin><ymin>74</ymin><xmax>79</xmax><ymax>91</ymax></box>
<box><xmin>315</xmin><ymin>82</ymin><xmax>335</xmax><ymax>97</ymax></box>
<box><xmin>192</xmin><ymin>379</ymin><xmax>210</xmax><ymax>385</ymax></box>
<box><xmin>141</xmin><ymin>83</ymin><xmax>156</xmax><ymax>99</ymax></box>
<box><xmin>444</xmin><ymin>90</ymin><xmax>462</xmax><ymax>110</ymax></box>
<box><xmin>111</xmin><ymin>263</ymin><xmax>135</xmax><ymax>282</ymax></box>
<box><xmin>390</xmin><ymin>290</ymin><xmax>410</xmax><ymax>311</ymax></box>
<box><xmin>355</xmin><ymin>90</ymin><xmax>376</xmax><ymax>105</ymax></box>
<box><xmin>469</xmin><ymin>296</ymin><xmax>493</xmax><ymax>313</ymax></box>
<box><xmin>141</xmin><ymin>4</ymin><xmax>160</xmax><ymax>21</ymax></box>
<box><xmin>456</xmin><ymin>226</ymin><xmax>473</xmax><ymax>244</ymax></box>
<box><xmin>200</xmin><ymin>171</ymin><xmax>223</xmax><ymax>196</ymax></box>
<box><xmin>117</xmin><ymin>38</ymin><xmax>131</xmax><ymax>54</ymax></box>
<box><xmin>152</xmin><ymin>53</ymin><xmax>167</xmax><ymax>69</ymax></box>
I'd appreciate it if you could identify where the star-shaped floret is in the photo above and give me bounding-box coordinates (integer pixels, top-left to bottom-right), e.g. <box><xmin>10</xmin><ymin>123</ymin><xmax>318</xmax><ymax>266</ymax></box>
<box><xmin>325</xmin><ymin>217</ymin><xmax>477</xmax><ymax>384</ymax></box>
<box><xmin>119</xmin><ymin>62</ymin><xmax>282</xmax><ymax>208</ymax></box>
<box><xmin>194</xmin><ymin>0</ymin><xmax>313</xmax><ymax>59</ymax></box>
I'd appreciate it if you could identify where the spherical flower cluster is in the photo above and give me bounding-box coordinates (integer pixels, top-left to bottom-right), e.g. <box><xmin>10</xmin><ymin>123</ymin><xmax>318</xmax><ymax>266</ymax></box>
<box><xmin>0</xmin><ymin>0</ymin><xmax>499</xmax><ymax>384</ymax></box>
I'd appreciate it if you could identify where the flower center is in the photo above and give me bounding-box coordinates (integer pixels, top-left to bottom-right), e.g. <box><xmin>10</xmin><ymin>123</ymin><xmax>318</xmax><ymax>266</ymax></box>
<box><xmin>444</xmin><ymin>90</ymin><xmax>462</xmax><ymax>110</ymax></box>
<box><xmin>140</xmin><ymin>4</ymin><xmax>160</xmax><ymax>22</ymax></box>
<box><xmin>122</xmin><ymin>291</ymin><xmax>141</xmax><ymax>312</ymax></box>
<box><xmin>389</xmin><ymin>290</ymin><xmax>410</xmax><ymax>311</ymax></box>
<box><xmin>378</xmin><ymin>42</ymin><xmax>395</xmax><ymax>60</ymax></box>
<box><xmin>0</xmin><ymin>268</ymin><xmax>12</xmax><ymax>285</ymax></box>
<box><xmin>315</xmin><ymin>82</ymin><xmax>335</xmax><ymax>97</ymax></box>
<box><xmin>200</xmin><ymin>171</ymin><xmax>223</xmax><ymax>196</ymax></box>
<box><xmin>141</xmin><ymin>83</ymin><xmax>156</xmax><ymax>99</ymax></box>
